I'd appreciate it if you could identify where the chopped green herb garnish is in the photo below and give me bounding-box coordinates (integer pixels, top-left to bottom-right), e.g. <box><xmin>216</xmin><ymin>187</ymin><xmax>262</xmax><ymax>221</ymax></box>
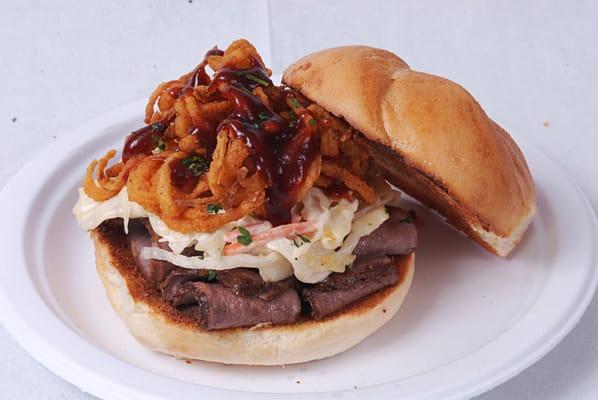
<box><xmin>152</xmin><ymin>135</ymin><xmax>166</xmax><ymax>152</ymax></box>
<box><xmin>181</xmin><ymin>155</ymin><xmax>209</xmax><ymax>176</ymax></box>
<box><xmin>150</xmin><ymin>122</ymin><xmax>164</xmax><ymax>132</ymax></box>
<box><xmin>239</xmin><ymin>86</ymin><xmax>253</xmax><ymax>95</ymax></box>
<box><xmin>197</xmin><ymin>251</ymin><xmax>205</xmax><ymax>260</ymax></box>
<box><xmin>253</xmin><ymin>122</ymin><xmax>260</xmax><ymax>129</ymax></box>
<box><xmin>258</xmin><ymin>111</ymin><xmax>270</xmax><ymax>120</ymax></box>
<box><xmin>245</xmin><ymin>73</ymin><xmax>270</xmax><ymax>86</ymax></box>
<box><xmin>289</xmin><ymin>109</ymin><xmax>298</xmax><ymax>121</ymax></box>
<box><xmin>308</xmin><ymin>119</ymin><xmax>316</xmax><ymax>127</ymax></box>
<box><xmin>400</xmin><ymin>215</ymin><xmax>414</xmax><ymax>224</ymax></box>
<box><xmin>234</xmin><ymin>70</ymin><xmax>271</xmax><ymax>87</ymax></box>
<box><xmin>207</xmin><ymin>269</ymin><xmax>217</xmax><ymax>281</ymax></box>
<box><xmin>289</xmin><ymin>233</ymin><xmax>311</xmax><ymax>247</ymax></box>
<box><xmin>236</xmin><ymin>226</ymin><xmax>252</xmax><ymax>246</ymax></box>
<box><xmin>288</xmin><ymin>97</ymin><xmax>301</xmax><ymax>109</ymax></box>
<box><xmin>206</xmin><ymin>203</ymin><xmax>224</xmax><ymax>214</ymax></box>
<box><xmin>297</xmin><ymin>233</ymin><xmax>311</xmax><ymax>243</ymax></box>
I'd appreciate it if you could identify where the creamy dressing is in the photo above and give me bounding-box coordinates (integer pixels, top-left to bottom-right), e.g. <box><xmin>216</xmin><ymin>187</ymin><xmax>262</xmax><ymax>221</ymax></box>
<box><xmin>73</xmin><ymin>186</ymin><xmax>397</xmax><ymax>283</ymax></box>
<box><xmin>73</xmin><ymin>188</ymin><xmax>146</xmax><ymax>234</ymax></box>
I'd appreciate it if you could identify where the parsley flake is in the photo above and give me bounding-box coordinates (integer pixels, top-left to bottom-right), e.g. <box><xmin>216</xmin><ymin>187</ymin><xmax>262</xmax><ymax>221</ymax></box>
<box><xmin>308</xmin><ymin>119</ymin><xmax>316</xmax><ymax>127</ymax></box>
<box><xmin>289</xmin><ymin>233</ymin><xmax>311</xmax><ymax>247</ymax></box>
<box><xmin>245</xmin><ymin>73</ymin><xmax>270</xmax><ymax>86</ymax></box>
<box><xmin>206</xmin><ymin>203</ymin><xmax>224</xmax><ymax>214</ymax></box>
<box><xmin>400</xmin><ymin>214</ymin><xmax>415</xmax><ymax>224</ymax></box>
<box><xmin>152</xmin><ymin>135</ymin><xmax>166</xmax><ymax>152</ymax></box>
<box><xmin>239</xmin><ymin>86</ymin><xmax>253</xmax><ymax>96</ymax></box>
<box><xmin>258</xmin><ymin>111</ymin><xmax>270</xmax><ymax>120</ymax></box>
<box><xmin>207</xmin><ymin>270</ymin><xmax>217</xmax><ymax>281</ymax></box>
<box><xmin>150</xmin><ymin>122</ymin><xmax>164</xmax><ymax>132</ymax></box>
<box><xmin>288</xmin><ymin>98</ymin><xmax>301</xmax><ymax>109</ymax></box>
<box><xmin>197</xmin><ymin>251</ymin><xmax>205</xmax><ymax>260</ymax></box>
<box><xmin>236</xmin><ymin>226</ymin><xmax>252</xmax><ymax>246</ymax></box>
<box><xmin>181</xmin><ymin>155</ymin><xmax>209</xmax><ymax>176</ymax></box>
<box><xmin>297</xmin><ymin>233</ymin><xmax>311</xmax><ymax>243</ymax></box>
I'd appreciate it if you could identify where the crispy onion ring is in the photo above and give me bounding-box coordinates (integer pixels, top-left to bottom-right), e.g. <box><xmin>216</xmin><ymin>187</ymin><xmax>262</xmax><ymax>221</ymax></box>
<box><xmin>321</xmin><ymin>161</ymin><xmax>377</xmax><ymax>204</ymax></box>
<box><xmin>124</xmin><ymin>133</ymin><xmax>265</xmax><ymax>232</ymax></box>
<box><xmin>126</xmin><ymin>155</ymin><xmax>165</xmax><ymax>214</ymax></box>
<box><xmin>83</xmin><ymin>150</ymin><xmax>141</xmax><ymax>201</ymax></box>
<box><xmin>83</xmin><ymin>39</ymin><xmax>384</xmax><ymax>234</ymax></box>
<box><xmin>294</xmin><ymin>155</ymin><xmax>322</xmax><ymax>202</ymax></box>
<box><xmin>163</xmin><ymin>190</ymin><xmax>265</xmax><ymax>233</ymax></box>
<box><xmin>153</xmin><ymin>152</ymin><xmax>210</xmax><ymax>218</ymax></box>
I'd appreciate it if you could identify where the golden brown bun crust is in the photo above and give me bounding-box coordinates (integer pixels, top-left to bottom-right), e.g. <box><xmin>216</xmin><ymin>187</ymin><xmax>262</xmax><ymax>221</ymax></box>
<box><xmin>283</xmin><ymin>46</ymin><xmax>536</xmax><ymax>256</ymax></box>
<box><xmin>91</xmin><ymin>221</ymin><xmax>415</xmax><ymax>365</ymax></box>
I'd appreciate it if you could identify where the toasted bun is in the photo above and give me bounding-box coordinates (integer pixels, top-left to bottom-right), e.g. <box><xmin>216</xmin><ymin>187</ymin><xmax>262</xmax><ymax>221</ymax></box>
<box><xmin>91</xmin><ymin>223</ymin><xmax>414</xmax><ymax>365</ymax></box>
<box><xmin>283</xmin><ymin>46</ymin><xmax>536</xmax><ymax>256</ymax></box>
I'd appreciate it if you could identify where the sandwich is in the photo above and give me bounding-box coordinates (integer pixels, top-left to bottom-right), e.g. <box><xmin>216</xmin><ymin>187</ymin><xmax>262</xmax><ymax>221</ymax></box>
<box><xmin>73</xmin><ymin>39</ymin><xmax>535</xmax><ymax>365</ymax></box>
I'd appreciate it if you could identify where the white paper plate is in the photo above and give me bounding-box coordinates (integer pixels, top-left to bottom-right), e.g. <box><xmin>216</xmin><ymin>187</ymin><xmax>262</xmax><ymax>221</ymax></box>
<box><xmin>0</xmin><ymin>99</ymin><xmax>596</xmax><ymax>400</ymax></box>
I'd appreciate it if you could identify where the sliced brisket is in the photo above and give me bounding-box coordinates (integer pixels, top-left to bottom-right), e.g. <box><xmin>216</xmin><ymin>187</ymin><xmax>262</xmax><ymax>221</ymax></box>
<box><xmin>218</xmin><ymin>268</ymin><xmax>296</xmax><ymax>301</ymax></box>
<box><xmin>127</xmin><ymin>219</ymin><xmax>300</xmax><ymax>329</ymax></box>
<box><xmin>302</xmin><ymin>207</ymin><xmax>415</xmax><ymax>319</ymax></box>
<box><xmin>127</xmin><ymin>220</ymin><xmax>176</xmax><ymax>288</ymax></box>
<box><xmin>170</xmin><ymin>281</ymin><xmax>301</xmax><ymax>330</ymax></box>
<box><xmin>162</xmin><ymin>269</ymin><xmax>206</xmax><ymax>302</ymax></box>
<box><xmin>353</xmin><ymin>207</ymin><xmax>417</xmax><ymax>257</ymax></box>
<box><xmin>302</xmin><ymin>255</ymin><xmax>399</xmax><ymax>319</ymax></box>
<box><xmin>125</xmin><ymin>205</ymin><xmax>416</xmax><ymax>329</ymax></box>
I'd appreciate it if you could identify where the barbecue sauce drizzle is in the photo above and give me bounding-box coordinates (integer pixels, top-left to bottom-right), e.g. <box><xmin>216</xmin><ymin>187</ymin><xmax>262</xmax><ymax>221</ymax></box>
<box><xmin>122</xmin><ymin>47</ymin><xmax>318</xmax><ymax>226</ymax></box>
<box><xmin>122</xmin><ymin>47</ymin><xmax>223</xmax><ymax>163</ymax></box>
<box><xmin>122</xmin><ymin>120</ymin><xmax>170</xmax><ymax>163</ymax></box>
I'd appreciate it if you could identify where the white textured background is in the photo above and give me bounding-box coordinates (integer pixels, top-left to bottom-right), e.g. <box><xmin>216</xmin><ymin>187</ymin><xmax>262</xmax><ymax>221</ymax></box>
<box><xmin>1</xmin><ymin>1</ymin><xmax>597</xmax><ymax>399</ymax></box>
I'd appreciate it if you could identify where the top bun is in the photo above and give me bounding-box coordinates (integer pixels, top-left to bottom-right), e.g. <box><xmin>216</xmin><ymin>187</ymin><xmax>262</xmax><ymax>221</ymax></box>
<box><xmin>283</xmin><ymin>46</ymin><xmax>536</xmax><ymax>256</ymax></box>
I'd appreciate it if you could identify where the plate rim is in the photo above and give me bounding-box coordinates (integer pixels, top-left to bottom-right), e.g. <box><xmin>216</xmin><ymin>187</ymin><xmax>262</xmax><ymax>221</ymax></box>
<box><xmin>0</xmin><ymin>99</ymin><xmax>597</xmax><ymax>400</ymax></box>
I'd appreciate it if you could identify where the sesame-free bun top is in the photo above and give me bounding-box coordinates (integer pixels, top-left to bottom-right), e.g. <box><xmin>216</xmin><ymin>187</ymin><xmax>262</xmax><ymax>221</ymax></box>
<box><xmin>283</xmin><ymin>46</ymin><xmax>536</xmax><ymax>256</ymax></box>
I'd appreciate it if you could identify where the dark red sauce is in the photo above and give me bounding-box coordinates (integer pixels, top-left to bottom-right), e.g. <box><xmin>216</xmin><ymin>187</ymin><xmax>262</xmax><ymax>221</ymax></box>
<box><xmin>189</xmin><ymin>125</ymin><xmax>217</xmax><ymax>153</ymax></box>
<box><xmin>323</xmin><ymin>180</ymin><xmax>351</xmax><ymax>201</ymax></box>
<box><xmin>178</xmin><ymin>46</ymin><xmax>226</xmax><ymax>155</ymax></box>
<box><xmin>123</xmin><ymin>46</ymin><xmax>319</xmax><ymax>225</ymax></box>
<box><xmin>122</xmin><ymin>120</ymin><xmax>169</xmax><ymax>162</ymax></box>
<box><xmin>205</xmin><ymin>47</ymin><xmax>225</xmax><ymax>58</ymax></box>
<box><xmin>210</xmin><ymin>66</ymin><xmax>272</xmax><ymax>94</ymax></box>
<box><xmin>217</xmin><ymin>83</ymin><xmax>318</xmax><ymax>225</ymax></box>
<box><xmin>123</xmin><ymin>47</ymin><xmax>224</xmax><ymax>163</ymax></box>
<box><xmin>165</xmin><ymin>47</ymin><xmax>225</xmax><ymax>99</ymax></box>
<box><xmin>170</xmin><ymin>157</ymin><xmax>199</xmax><ymax>189</ymax></box>
<box><xmin>167</xmin><ymin>85</ymin><xmax>194</xmax><ymax>98</ymax></box>
<box><xmin>187</xmin><ymin>47</ymin><xmax>224</xmax><ymax>87</ymax></box>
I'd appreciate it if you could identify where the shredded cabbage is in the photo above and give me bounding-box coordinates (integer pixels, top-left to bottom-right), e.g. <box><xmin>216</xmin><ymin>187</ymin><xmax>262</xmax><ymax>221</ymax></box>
<box><xmin>73</xmin><ymin>188</ymin><xmax>147</xmax><ymax>234</ymax></box>
<box><xmin>74</xmin><ymin>186</ymin><xmax>396</xmax><ymax>283</ymax></box>
<box><xmin>266</xmin><ymin>188</ymin><xmax>388</xmax><ymax>283</ymax></box>
<box><xmin>141</xmin><ymin>247</ymin><xmax>293</xmax><ymax>282</ymax></box>
<box><xmin>147</xmin><ymin>213</ymin><xmax>263</xmax><ymax>257</ymax></box>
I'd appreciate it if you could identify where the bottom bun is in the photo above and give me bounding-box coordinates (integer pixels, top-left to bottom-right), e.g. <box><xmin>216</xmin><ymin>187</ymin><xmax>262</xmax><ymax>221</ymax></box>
<box><xmin>91</xmin><ymin>224</ymin><xmax>415</xmax><ymax>365</ymax></box>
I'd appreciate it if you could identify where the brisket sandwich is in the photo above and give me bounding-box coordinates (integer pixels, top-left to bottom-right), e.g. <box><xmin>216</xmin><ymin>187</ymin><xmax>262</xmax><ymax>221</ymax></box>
<box><xmin>74</xmin><ymin>40</ymin><xmax>534</xmax><ymax>365</ymax></box>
